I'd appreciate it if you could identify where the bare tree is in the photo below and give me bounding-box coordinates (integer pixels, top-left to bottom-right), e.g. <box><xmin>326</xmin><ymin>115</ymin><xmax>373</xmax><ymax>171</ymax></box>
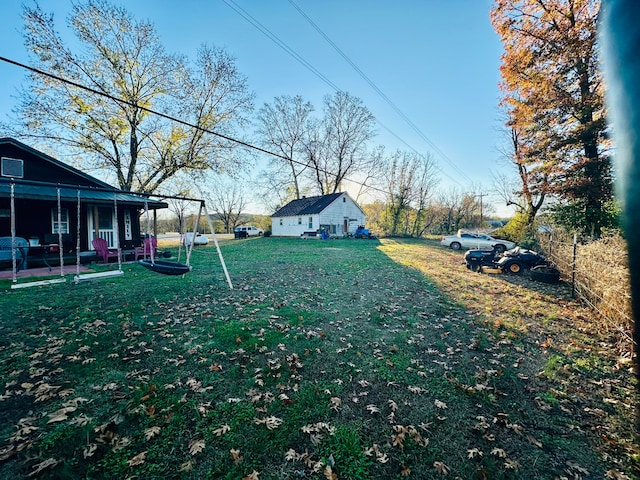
<box><xmin>437</xmin><ymin>188</ymin><xmax>479</xmax><ymax>234</ymax></box>
<box><xmin>410</xmin><ymin>153</ymin><xmax>439</xmax><ymax>237</ymax></box>
<box><xmin>156</xmin><ymin>175</ymin><xmax>197</xmax><ymax>236</ymax></box>
<box><xmin>205</xmin><ymin>176</ymin><xmax>247</xmax><ymax>233</ymax></box>
<box><xmin>255</xmin><ymin>95</ymin><xmax>313</xmax><ymax>199</ymax></box>
<box><xmin>10</xmin><ymin>0</ymin><xmax>253</xmax><ymax>193</ymax></box>
<box><xmin>305</xmin><ymin>92</ymin><xmax>376</xmax><ymax>194</ymax></box>
<box><xmin>379</xmin><ymin>151</ymin><xmax>439</xmax><ymax>237</ymax></box>
<box><xmin>382</xmin><ymin>151</ymin><xmax>418</xmax><ymax>236</ymax></box>
<box><xmin>493</xmin><ymin>127</ymin><xmax>547</xmax><ymax>226</ymax></box>
<box><xmin>350</xmin><ymin>145</ymin><xmax>386</xmax><ymax>203</ymax></box>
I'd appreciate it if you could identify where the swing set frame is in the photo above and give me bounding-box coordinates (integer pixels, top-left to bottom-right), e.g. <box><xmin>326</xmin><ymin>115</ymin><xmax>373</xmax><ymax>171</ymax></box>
<box><xmin>137</xmin><ymin>192</ymin><xmax>233</xmax><ymax>289</ymax></box>
<box><xmin>2</xmin><ymin>179</ymin><xmax>232</xmax><ymax>289</ymax></box>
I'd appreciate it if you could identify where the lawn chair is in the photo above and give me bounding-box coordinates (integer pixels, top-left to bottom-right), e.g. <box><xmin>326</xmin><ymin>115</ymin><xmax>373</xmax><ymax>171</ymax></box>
<box><xmin>92</xmin><ymin>237</ymin><xmax>119</xmax><ymax>264</ymax></box>
<box><xmin>134</xmin><ymin>236</ymin><xmax>157</xmax><ymax>261</ymax></box>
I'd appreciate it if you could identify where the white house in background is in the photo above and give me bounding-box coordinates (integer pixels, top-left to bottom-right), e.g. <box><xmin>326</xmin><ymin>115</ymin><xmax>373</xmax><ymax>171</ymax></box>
<box><xmin>271</xmin><ymin>192</ymin><xmax>366</xmax><ymax>237</ymax></box>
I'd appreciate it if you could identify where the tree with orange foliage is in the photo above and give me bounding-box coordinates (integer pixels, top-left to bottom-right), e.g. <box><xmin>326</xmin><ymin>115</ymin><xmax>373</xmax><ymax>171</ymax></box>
<box><xmin>491</xmin><ymin>0</ymin><xmax>613</xmax><ymax>238</ymax></box>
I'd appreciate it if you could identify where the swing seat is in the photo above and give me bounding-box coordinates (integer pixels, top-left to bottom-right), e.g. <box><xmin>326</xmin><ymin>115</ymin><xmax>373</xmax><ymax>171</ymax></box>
<box><xmin>138</xmin><ymin>259</ymin><xmax>192</xmax><ymax>276</ymax></box>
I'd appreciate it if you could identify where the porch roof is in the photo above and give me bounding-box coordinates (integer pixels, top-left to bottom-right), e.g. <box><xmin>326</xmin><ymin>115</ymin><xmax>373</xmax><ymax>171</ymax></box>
<box><xmin>0</xmin><ymin>181</ymin><xmax>167</xmax><ymax>209</ymax></box>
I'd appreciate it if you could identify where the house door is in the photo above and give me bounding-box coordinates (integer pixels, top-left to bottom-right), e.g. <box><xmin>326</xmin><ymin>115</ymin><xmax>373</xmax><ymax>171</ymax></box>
<box><xmin>88</xmin><ymin>206</ymin><xmax>117</xmax><ymax>248</ymax></box>
<box><xmin>343</xmin><ymin>219</ymin><xmax>348</xmax><ymax>234</ymax></box>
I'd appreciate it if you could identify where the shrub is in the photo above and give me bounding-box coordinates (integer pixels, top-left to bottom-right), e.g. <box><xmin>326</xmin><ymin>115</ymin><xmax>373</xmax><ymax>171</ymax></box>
<box><xmin>493</xmin><ymin>212</ymin><xmax>540</xmax><ymax>250</ymax></box>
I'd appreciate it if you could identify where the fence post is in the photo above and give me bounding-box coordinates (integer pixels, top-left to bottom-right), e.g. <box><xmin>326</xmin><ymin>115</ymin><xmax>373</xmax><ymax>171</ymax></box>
<box><xmin>572</xmin><ymin>233</ymin><xmax>577</xmax><ymax>298</ymax></box>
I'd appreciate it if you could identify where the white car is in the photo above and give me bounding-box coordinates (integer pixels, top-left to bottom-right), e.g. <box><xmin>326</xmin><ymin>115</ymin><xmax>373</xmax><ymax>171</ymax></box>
<box><xmin>184</xmin><ymin>232</ymin><xmax>209</xmax><ymax>245</ymax></box>
<box><xmin>440</xmin><ymin>230</ymin><xmax>516</xmax><ymax>253</ymax></box>
<box><xmin>234</xmin><ymin>225</ymin><xmax>264</xmax><ymax>237</ymax></box>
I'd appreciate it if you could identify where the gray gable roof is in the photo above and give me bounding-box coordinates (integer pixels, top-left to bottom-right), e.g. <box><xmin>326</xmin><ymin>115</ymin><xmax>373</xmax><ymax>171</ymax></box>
<box><xmin>271</xmin><ymin>192</ymin><xmax>344</xmax><ymax>217</ymax></box>
<box><xmin>0</xmin><ymin>137</ymin><xmax>114</xmax><ymax>189</ymax></box>
<box><xmin>0</xmin><ymin>137</ymin><xmax>166</xmax><ymax>208</ymax></box>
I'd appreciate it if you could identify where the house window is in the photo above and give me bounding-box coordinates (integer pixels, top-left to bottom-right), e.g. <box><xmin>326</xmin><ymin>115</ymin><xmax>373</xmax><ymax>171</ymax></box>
<box><xmin>279</xmin><ymin>218</ymin><xmax>283</xmax><ymax>226</ymax></box>
<box><xmin>308</xmin><ymin>217</ymin><xmax>313</xmax><ymax>229</ymax></box>
<box><xmin>343</xmin><ymin>197</ymin><xmax>346</xmax><ymax>203</ymax></box>
<box><xmin>298</xmin><ymin>217</ymin><xmax>302</xmax><ymax>225</ymax></box>
<box><xmin>124</xmin><ymin>210</ymin><xmax>132</xmax><ymax>241</ymax></box>
<box><xmin>51</xmin><ymin>208</ymin><xmax>70</xmax><ymax>234</ymax></box>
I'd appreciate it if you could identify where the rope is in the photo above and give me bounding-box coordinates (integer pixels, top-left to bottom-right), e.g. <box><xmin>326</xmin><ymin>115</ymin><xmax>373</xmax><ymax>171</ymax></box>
<box><xmin>113</xmin><ymin>195</ymin><xmax>122</xmax><ymax>271</ymax></box>
<box><xmin>76</xmin><ymin>190</ymin><xmax>81</xmax><ymax>277</ymax></box>
<box><xmin>177</xmin><ymin>210</ymin><xmax>184</xmax><ymax>263</ymax></box>
<box><xmin>56</xmin><ymin>187</ymin><xmax>64</xmax><ymax>277</ymax></box>
<box><xmin>185</xmin><ymin>203</ymin><xmax>202</xmax><ymax>267</ymax></box>
<box><xmin>10</xmin><ymin>183</ymin><xmax>16</xmax><ymax>284</ymax></box>
<box><xmin>144</xmin><ymin>200</ymin><xmax>154</xmax><ymax>264</ymax></box>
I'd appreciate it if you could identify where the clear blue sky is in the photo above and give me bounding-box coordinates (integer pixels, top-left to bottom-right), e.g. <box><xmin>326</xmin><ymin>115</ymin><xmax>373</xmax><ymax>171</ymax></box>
<box><xmin>0</xmin><ymin>0</ymin><xmax>511</xmax><ymax>215</ymax></box>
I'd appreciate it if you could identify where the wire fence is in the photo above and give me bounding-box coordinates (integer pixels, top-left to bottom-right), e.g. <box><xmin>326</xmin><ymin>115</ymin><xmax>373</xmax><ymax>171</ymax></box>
<box><xmin>538</xmin><ymin>230</ymin><xmax>633</xmax><ymax>347</ymax></box>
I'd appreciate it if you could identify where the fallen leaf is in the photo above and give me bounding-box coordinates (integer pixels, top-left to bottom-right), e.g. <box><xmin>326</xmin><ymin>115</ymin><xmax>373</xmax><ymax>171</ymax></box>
<box><xmin>324</xmin><ymin>465</ymin><xmax>338</xmax><ymax>480</ymax></box>
<box><xmin>504</xmin><ymin>458</ymin><xmax>520</xmax><ymax>470</ymax></box>
<box><xmin>70</xmin><ymin>414</ymin><xmax>92</xmax><ymax>426</ymax></box>
<box><xmin>434</xmin><ymin>399</ymin><xmax>447</xmax><ymax>409</ymax></box>
<box><xmin>127</xmin><ymin>451</ymin><xmax>147</xmax><ymax>466</ymax></box>
<box><xmin>285</xmin><ymin>449</ymin><xmax>297</xmax><ymax>461</ymax></box>
<box><xmin>144</xmin><ymin>426</ymin><xmax>161</xmax><ymax>441</ymax></box>
<box><xmin>467</xmin><ymin>448</ymin><xmax>483</xmax><ymax>459</ymax></box>
<box><xmin>189</xmin><ymin>438</ymin><xmax>205</xmax><ymax>455</ymax></box>
<box><xmin>83</xmin><ymin>444</ymin><xmax>98</xmax><ymax>458</ymax></box>
<box><xmin>27</xmin><ymin>458</ymin><xmax>58</xmax><ymax>477</ymax></box>
<box><xmin>47</xmin><ymin>406</ymin><xmax>76</xmax><ymax>424</ymax></box>
<box><xmin>0</xmin><ymin>444</ymin><xmax>15</xmax><ymax>462</ymax></box>
<box><xmin>526</xmin><ymin>434</ymin><xmax>542</xmax><ymax>448</ymax></box>
<box><xmin>605</xmin><ymin>469</ymin><xmax>631</xmax><ymax>480</ymax></box>
<box><xmin>490</xmin><ymin>448</ymin><xmax>506</xmax><ymax>458</ymax></box>
<box><xmin>433</xmin><ymin>461</ymin><xmax>449</xmax><ymax>475</ymax></box>
<box><xmin>242</xmin><ymin>471</ymin><xmax>260</xmax><ymax>480</ymax></box>
<box><xmin>366</xmin><ymin>404</ymin><xmax>380</xmax><ymax>414</ymax></box>
<box><xmin>213</xmin><ymin>424</ymin><xmax>231</xmax><ymax>436</ymax></box>
<box><xmin>230</xmin><ymin>448</ymin><xmax>243</xmax><ymax>465</ymax></box>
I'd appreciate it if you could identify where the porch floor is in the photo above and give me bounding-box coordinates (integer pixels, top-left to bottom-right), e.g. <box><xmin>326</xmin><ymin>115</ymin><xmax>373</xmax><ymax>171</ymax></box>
<box><xmin>0</xmin><ymin>264</ymin><xmax>94</xmax><ymax>280</ymax></box>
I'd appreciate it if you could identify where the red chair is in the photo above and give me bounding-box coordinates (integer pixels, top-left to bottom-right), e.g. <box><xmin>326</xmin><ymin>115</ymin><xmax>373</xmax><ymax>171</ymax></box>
<box><xmin>134</xmin><ymin>236</ymin><xmax>157</xmax><ymax>261</ymax></box>
<box><xmin>92</xmin><ymin>237</ymin><xmax>119</xmax><ymax>264</ymax></box>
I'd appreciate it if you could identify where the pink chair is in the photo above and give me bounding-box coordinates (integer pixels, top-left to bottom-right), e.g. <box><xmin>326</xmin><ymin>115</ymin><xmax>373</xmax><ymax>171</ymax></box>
<box><xmin>134</xmin><ymin>236</ymin><xmax>157</xmax><ymax>260</ymax></box>
<box><xmin>92</xmin><ymin>237</ymin><xmax>119</xmax><ymax>263</ymax></box>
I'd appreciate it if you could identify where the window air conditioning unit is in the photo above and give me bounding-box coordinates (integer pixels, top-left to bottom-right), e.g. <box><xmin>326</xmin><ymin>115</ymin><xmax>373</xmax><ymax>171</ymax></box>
<box><xmin>1</xmin><ymin>157</ymin><xmax>24</xmax><ymax>178</ymax></box>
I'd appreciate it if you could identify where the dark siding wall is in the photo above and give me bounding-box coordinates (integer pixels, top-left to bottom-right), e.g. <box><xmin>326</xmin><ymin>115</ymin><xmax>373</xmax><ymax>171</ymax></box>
<box><xmin>0</xmin><ymin>143</ymin><xmax>97</xmax><ymax>187</ymax></box>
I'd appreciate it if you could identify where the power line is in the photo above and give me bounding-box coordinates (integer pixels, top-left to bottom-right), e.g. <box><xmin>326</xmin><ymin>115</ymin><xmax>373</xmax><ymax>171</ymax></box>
<box><xmin>286</xmin><ymin>0</ymin><xmax>474</xmax><ymax>185</ymax></box>
<box><xmin>220</xmin><ymin>0</ymin><xmax>341</xmax><ymax>92</ymax></box>
<box><xmin>0</xmin><ymin>55</ymin><xmax>393</xmax><ymax>197</ymax></box>
<box><xmin>220</xmin><ymin>0</ymin><xmax>464</xmax><ymax>186</ymax></box>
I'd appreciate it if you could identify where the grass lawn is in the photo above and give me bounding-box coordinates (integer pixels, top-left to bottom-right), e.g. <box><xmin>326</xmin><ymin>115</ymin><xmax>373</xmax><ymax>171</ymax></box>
<box><xmin>0</xmin><ymin>237</ymin><xmax>637</xmax><ymax>479</ymax></box>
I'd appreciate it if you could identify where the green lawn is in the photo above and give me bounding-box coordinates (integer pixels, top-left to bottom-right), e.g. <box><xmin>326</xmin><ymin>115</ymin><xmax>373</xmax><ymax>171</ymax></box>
<box><xmin>0</xmin><ymin>237</ymin><xmax>637</xmax><ymax>479</ymax></box>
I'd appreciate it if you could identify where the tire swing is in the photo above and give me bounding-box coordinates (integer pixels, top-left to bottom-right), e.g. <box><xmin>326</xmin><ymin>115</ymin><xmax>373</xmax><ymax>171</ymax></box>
<box><xmin>137</xmin><ymin>200</ymin><xmax>193</xmax><ymax>276</ymax></box>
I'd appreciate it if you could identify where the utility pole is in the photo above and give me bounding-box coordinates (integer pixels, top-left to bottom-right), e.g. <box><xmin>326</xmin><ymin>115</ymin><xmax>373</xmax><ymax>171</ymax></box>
<box><xmin>476</xmin><ymin>192</ymin><xmax>488</xmax><ymax>229</ymax></box>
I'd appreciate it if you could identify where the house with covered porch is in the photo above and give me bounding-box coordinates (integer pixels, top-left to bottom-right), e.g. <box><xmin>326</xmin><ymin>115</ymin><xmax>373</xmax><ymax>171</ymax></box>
<box><xmin>0</xmin><ymin>137</ymin><xmax>166</xmax><ymax>269</ymax></box>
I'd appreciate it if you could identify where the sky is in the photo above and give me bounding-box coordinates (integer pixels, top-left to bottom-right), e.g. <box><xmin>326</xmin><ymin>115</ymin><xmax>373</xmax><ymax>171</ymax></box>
<box><xmin>0</xmin><ymin>0</ymin><xmax>512</xmax><ymax>216</ymax></box>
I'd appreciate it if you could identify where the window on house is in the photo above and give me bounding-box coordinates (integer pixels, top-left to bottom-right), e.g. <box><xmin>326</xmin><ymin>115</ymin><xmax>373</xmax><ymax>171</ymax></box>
<box><xmin>308</xmin><ymin>217</ymin><xmax>313</xmax><ymax>229</ymax></box>
<box><xmin>279</xmin><ymin>218</ymin><xmax>283</xmax><ymax>226</ymax></box>
<box><xmin>298</xmin><ymin>217</ymin><xmax>302</xmax><ymax>224</ymax></box>
<box><xmin>51</xmin><ymin>208</ymin><xmax>70</xmax><ymax>234</ymax></box>
<box><xmin>343</xmin><ymin>197</ymin><xmax>346</xmax><ymax>202</ymax></box>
